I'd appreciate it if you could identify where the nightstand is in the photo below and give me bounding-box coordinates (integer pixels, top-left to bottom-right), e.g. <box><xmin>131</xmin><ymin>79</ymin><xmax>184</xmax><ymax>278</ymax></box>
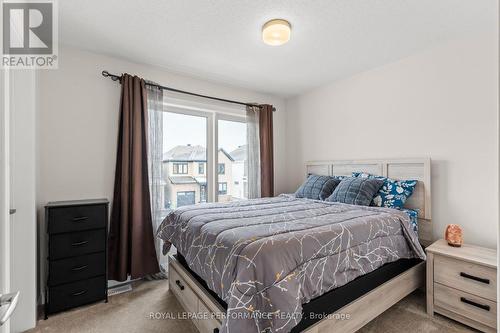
<box><xmin>45</xmin><ymin>199</ymin><xmax>109</xmax><ymax>318</ymax></box>
<box><xmin>426</xmin><ymin>239</ymin><xmax>497</xmax><ymax>332</ymax></box>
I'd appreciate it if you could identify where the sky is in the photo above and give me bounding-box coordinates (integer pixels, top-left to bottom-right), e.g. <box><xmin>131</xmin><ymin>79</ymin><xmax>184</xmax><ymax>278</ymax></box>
<box><xmin>162</xmin><ymin>112</ymin><xmax>246</xmax><ymax>153</ymax></box>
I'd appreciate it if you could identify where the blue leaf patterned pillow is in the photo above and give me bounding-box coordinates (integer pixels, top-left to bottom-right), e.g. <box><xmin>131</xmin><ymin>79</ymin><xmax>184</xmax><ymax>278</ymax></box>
<box><xmin>352</xmin><ymin>172</ymin><xmax>417</xmax><ymax>209</ymax></box>
<box><xmin>399</xmin><ymin>208</ymin><xmax>419</xmax><ymax>232</ymax></box>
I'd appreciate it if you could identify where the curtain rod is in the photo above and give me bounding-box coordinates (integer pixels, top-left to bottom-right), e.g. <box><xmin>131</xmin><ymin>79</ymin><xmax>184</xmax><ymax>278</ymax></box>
<box><xmin>101</xmin><ymin>70</ymin><xmax>276</xmax><ymax>112</ymax></box>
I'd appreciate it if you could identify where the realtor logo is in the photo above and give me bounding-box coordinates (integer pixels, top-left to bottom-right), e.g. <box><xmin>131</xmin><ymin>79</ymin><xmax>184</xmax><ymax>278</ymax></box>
<box><xmin>2</xmin><ymin>0</ymin><xmax>58</xmax><ymax>68</ymax></box>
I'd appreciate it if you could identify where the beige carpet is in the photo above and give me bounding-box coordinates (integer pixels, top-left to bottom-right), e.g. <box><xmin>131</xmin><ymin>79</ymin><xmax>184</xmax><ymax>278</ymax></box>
<box><xmin>27</xmin><ymin>280</ymin><xmax>475</xmax><ymax>333</ymax></box>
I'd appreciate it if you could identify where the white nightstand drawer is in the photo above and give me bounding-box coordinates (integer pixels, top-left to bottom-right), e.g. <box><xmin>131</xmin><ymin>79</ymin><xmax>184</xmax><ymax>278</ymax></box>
<box><xmin>434</xmin><ymin>283</ymin><xmax>497</xmax><ymax>329</ymax></box>
<box><xmin>434</xmin><ymin>255</ymin><xmax>496</xmax><ymax>301</ymax></box>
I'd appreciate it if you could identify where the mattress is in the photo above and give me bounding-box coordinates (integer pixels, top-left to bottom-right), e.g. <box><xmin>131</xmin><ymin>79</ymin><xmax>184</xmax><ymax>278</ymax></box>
<box><xmin>157</xmin><ymin>195</ymin><xmax>425</xmax><ymax>333</ymax></box>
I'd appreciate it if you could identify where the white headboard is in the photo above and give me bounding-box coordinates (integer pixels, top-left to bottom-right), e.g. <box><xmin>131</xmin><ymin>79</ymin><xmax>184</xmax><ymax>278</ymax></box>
<box><xmin>306</xmin><ymin>158</ymin><xmax>432</xmax><ymax>246</ymax></box>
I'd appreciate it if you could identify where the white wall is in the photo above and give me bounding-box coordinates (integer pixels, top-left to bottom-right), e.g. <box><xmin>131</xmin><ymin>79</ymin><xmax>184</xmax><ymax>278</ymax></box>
<box><xmin>37</xmin><ymin>46</ymin><xmax>286</xmax><ymax>298</ymax></box>
<box><xmin>285</xmin><ymin>34</ymin><xmax>498</xmax><ymax>248</ymax></box>
<box><xmin>9</xmin><ymin>71</ymin><xmax>37</xmax><ymax>332</ymax></box>
<box><xmin>38</xmin><ymin>47</ymin><xmax>286</xmax><ymax>203</ymax></box>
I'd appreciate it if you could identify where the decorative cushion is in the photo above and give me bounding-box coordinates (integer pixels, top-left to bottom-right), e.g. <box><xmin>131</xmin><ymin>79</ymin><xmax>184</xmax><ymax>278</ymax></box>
<box><xmin>352</xmin><ymin>172</ymin><xmax>418</xmax><ymax>209</ymax></box>
<box><xmin>326</xmin><ymin>177</ymin><xmax>384</xmax><ymax>206</ymax></box>
<box><xmin>295</xmin><ymin>175</ymin><xmax>341</xmax><ymax>200</ymax></box>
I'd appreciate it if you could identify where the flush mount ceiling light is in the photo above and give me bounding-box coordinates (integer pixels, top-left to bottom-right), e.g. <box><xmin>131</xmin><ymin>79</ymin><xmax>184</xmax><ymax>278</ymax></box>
<box><xmin>262</xmin><ymin>19</ymin><xmax>291</xmax><ymax>46</ymax></box>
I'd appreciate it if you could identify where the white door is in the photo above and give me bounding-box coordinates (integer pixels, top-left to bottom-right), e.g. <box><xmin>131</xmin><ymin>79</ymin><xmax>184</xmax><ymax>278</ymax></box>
<box><xmin>0</xmin><ymin>69</ymin><xmax>36</xmax><ymax>333</ymax></box>
<box><xmin>9</xmin><ymin>70</ymin><xmax>37</xmax><ymax>333</ymax></box>
<box><xmin>0</xmin><ymin>67</ymin><xmax>12</xmax><ymax>333</ymax></box>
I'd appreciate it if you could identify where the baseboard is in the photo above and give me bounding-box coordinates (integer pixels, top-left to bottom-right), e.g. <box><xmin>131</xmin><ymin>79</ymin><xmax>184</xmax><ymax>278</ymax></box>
<box><xmin>107</xmin><ymin>283</ymin><xmax>133</xmax><ymax>296</ymax></box>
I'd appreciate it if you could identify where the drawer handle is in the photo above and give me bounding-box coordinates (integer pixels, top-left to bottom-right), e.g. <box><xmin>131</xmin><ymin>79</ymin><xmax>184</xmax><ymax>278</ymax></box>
<box><xmin>175</xmin><ymin>280</ymin><xmax>185</xmax><ymax>291</ymax></box>
<box><xmin>71</xmin><ymin>265</ymin><xmax>88</xmax><ymax>271</ymax></box>
<box><xmin>72</xmin><ymin>290</ymin><xmax>87</xmax><ymax>297</ymax></box>
<box><xmin>73</xmin><ymin>216</ymin><xmax>89</xmax><ymax>222</ymax></box>
<box><xmin>460</xmin><ymin>272</ymin><xmax>490</xmax><ymax>284</ymax></box>
<box><xmin>460</xmin><ymin>297</ymin><xmax>490</xmax><ymax>311</ymax></box>
<box><xmin>71</xmin><ymin>240</ymin><xmax>89</xmax><ymax>247</ymax></box>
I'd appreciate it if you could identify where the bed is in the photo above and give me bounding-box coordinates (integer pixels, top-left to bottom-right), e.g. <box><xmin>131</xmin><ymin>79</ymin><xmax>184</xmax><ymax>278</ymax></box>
<box><xmin>157</xmin><ymin>158</ymin><xmax>432</xmax><ymax>333</ymax></box>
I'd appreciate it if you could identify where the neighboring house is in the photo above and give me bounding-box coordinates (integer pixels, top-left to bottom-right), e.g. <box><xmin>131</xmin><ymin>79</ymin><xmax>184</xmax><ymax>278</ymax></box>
<box><xmin>229</xmin><ymin>145</ymin><xmax>248</xmax><ymax>199</ymax></box>
<box><xmin>217</xmin><ymin>148</ymin><xmax>234</xmax><ymax>203</ymax></box>
<box><xmin>163</xmin><ymin>144</ymin><xmax>234</xmax><ymax>208</ymax></box>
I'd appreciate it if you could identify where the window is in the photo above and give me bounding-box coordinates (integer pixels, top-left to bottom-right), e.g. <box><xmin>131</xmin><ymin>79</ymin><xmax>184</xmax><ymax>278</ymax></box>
<box><xmin>218</xmin><ymin>182</ymin><xmax>227</xmax><ymax>195</ymax></box>
<box><xmin>218</xmin><ymin>119</ymin><xmax>247</xmax><ymax>201</ymax></box>
<box><xmin>157</xmin><ymin>106</ymin><xmax>248</xmax><ymax>209</ymax></box>
<box><xmin>163</xmin><ymin>112</ymin><xmax>207</xmax><ymax>209</ymax></box>
<box><xmin>218</xmin><ymin>163</ymin><xmax>225</xmax><ymax>175</ymax></box>
<box><xmin>173</xmin><ymin>162</ymin><xmax>188</xmax><ymax>174</ymax></box>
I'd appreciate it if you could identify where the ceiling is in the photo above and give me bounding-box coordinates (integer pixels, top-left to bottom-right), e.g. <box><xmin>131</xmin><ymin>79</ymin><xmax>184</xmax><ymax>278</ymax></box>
<box><xmin>60</xmin><ymin>0</ymin><xmax>497</xmax><ymax>97</ymax></box>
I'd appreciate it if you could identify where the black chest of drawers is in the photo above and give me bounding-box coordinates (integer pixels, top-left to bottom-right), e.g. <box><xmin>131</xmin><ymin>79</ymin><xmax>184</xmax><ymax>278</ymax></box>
<box><xmin>45</xmin><ymin>199</ymin><xmax>109</xmax><ymax>318</ymax></box>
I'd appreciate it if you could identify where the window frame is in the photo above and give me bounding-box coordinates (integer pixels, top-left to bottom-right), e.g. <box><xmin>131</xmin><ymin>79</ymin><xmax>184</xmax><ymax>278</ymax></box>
<box><xmin>217</xmin><ymin>163</ymin><xmax>225</xmax><ymax>175</ymax></box>
<box><xmin>216</xmin><ymin>114</ymin><xmax>246</xmax><ymax>201</ymax></box>
<box><xmin>218</xmin><ymin>182</ymin><xmax>228</xmax><ymax>195</ymax></box>
<box><xmin>198</xmin><ymin>162</ymin><xmax>205</xmax><ymax>175</ymax></box>
<box><xmin>163</xmin><ymin>101</ymin><xmax>246</xmax><ymax>203</ymax></box>
<box><xmin>173</xmin><ymin>162</ymin><xmax>188</xmax><ymax>174</ymax></box>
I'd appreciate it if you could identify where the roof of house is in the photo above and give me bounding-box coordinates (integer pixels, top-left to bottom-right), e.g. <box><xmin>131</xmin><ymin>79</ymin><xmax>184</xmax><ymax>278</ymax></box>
<box><xmin>163</xmin><ymin>145</ymin><xmax>234</xmax><ymax>162</ymax></box>
<box><xmin>168</xmin><ymin>176</ymin><xmax>198</xmax><ymax>184</ymax></box>
<box><xmin>169</xmin><ymin>176</ymin><xmax>207</xmax><ymax>185</ymax></box>
<box><xmin>163</xmin><ymin>144</ymin><xmax>206</xmax><ymax>162</ymax></box>
<box><xmin>219</xmin><ymin>148</ymin><xmax>234</xmax><ymax>162</ymax></box>
<box><xmin>229</xmin><ymin>145</ymin><xmax>246</xmax><ymax>161</ymax></box>
<box><xmin>193</xmin><ymin>177</ymin><xmax>207</xmax><ymax>185</ymax></box>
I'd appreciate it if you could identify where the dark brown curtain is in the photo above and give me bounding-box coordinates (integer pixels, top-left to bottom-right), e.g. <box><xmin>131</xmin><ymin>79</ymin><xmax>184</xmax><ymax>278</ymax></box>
<box><xmin>108</xmin><ymin>74</ymin><xmax>159</xmax><ymax>281</ymax></box>
<box><xmin>259</xmin><ymin>104</ymin><xmax>274</xmax><ymax>197</ymax></box>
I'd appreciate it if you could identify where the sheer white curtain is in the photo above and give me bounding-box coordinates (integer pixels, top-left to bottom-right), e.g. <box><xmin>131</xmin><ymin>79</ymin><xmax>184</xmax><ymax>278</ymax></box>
<box><xmin>146</xmin><ymin>84</ymin><xmax>168</xmax><ymax>277</ymax></box>
<box><xmin>246</xmin><ymin>106</ymin><xmax>261</xmax><ymax>199</ymax></box>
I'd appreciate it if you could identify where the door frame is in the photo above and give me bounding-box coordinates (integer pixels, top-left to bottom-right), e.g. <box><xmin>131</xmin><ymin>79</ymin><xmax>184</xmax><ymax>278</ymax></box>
<box><xmin>0</xmin><ymin>68</ymin><xmax>11</xmax><ymax>333</ymax></box>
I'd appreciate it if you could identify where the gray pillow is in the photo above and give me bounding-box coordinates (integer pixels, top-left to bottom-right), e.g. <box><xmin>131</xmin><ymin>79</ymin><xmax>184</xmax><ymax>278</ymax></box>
<box><xmin>326</xmin><ymin>177</ymin><xmax>384</xmax><ymax>206</ymax></box>
<box><xmin>295</xmin><ymin>175</ymin><xmax>341</xmax><ymax>200</ymax></box>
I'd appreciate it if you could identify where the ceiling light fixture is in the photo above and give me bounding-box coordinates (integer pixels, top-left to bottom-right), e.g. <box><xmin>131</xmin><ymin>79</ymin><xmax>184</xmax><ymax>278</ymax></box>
<box><xmin>262</xmin><ymin>19</ymin><xmax>291</xmax><ymax>46</ymax></box>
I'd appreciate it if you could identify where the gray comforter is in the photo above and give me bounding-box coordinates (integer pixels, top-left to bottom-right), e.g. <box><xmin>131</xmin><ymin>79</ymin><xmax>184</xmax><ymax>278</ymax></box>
<box><xmin>157</xmin><ymin>195</ymin><xmax>425</xmax><ymax>333</ymax></box>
